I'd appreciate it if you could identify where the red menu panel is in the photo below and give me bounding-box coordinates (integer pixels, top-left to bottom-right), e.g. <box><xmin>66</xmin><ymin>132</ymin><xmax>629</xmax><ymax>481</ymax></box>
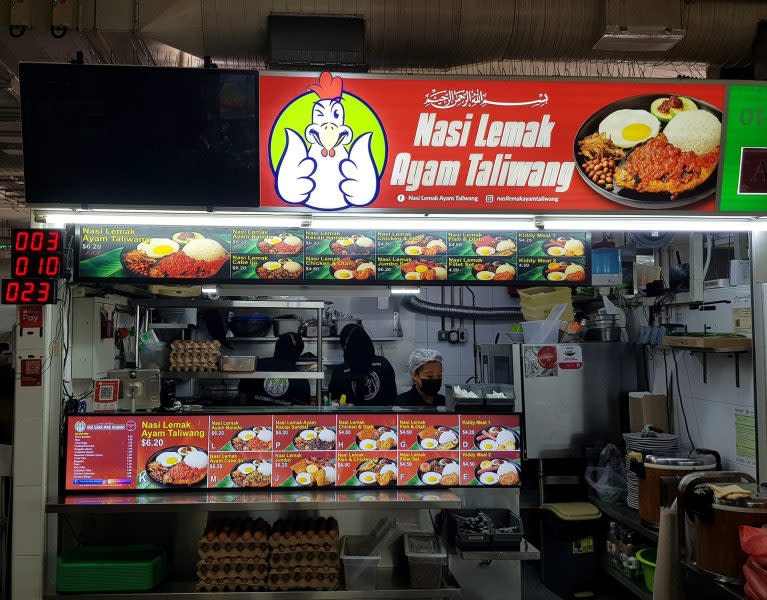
<box><xmin>64</xmin><ymin>412</ymin><xmax>523</xmax><ymax>491</ymax></box>
<box><xmin>209</xmin><ymin>415</ymin><xmax>273</xmax><ymax>452</ymax></box>
<box><xmin>273</xmin><ymin>414</ymin><xmax>337</xmax><ymax>451</ymax></box>
<box><xmin>336</xmin><ymin>414</ymin><xmax>398</xmax><ymax>451</ymax></box>
<box><xmin>66</xmin><ymin>417</ymin><xmax>138</xmax><ymax>490</ymax></box>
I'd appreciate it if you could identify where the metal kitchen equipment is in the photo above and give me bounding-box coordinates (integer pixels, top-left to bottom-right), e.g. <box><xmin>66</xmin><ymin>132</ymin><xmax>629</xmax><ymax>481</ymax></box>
<box><xmin>635</xmin><ymin>451</ymin><xmax>720</xmax><ymax>526</ymax></box>
<box><xmin>107</xmin><ymin>369</ymin><xmax>161</xmax><ymax>411</ymax></box>
<box><xmin>333</xmin><ymin>317</ymin><xmax>362</xmax><ymax>336</ymax></box>
<box><xmin>678</xmin><ymin>471</ymin><xmax>760</xmax><ymax>588</ymax></box>
<box><xmin>272</xmin><ymin>315</ymin><xmax>302</xmax><ymax>336</ymax></box>
<box><xmin>584</xmin><ymin>313</ymin><xmax>620</xmax><ymax>342</ymax></box>
<box><xmin>477</xmin><ymin>343</ymin><xmax>639</xmax><ymax>458</ymax></box>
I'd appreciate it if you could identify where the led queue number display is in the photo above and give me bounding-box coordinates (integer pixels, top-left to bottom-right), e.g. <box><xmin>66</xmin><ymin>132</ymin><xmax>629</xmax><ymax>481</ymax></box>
<box><xmin>2</xmin><ymin>229</ymin><xmax>61</xmax><ymax>305</ymax></box>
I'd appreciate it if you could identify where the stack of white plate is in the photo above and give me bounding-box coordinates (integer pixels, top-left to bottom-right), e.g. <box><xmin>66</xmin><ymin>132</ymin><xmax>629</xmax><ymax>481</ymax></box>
<box><xmin>623</xmin><ymin>432</ymin><xmax>680</xmax><ymax>510</ymax></box>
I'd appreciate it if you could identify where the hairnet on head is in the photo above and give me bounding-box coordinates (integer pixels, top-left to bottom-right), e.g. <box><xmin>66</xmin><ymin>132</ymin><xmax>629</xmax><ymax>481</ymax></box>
<box><xmin>408</xmin><ymin>348</ymin><xmax>443</xmax><ymax>374</ymax></box>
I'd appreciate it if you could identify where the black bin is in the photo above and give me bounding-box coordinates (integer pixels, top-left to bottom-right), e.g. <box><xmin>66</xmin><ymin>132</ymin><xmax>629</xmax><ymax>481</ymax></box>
<box><xmin>539</xmin><ymin>502</ymin><xmax>601</xmax><ymax>599</ymax></box>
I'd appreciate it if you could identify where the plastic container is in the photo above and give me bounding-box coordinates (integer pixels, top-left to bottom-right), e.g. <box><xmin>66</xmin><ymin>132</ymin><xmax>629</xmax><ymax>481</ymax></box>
<box><xmin>404</xmin><ymin>533</ymin><xmax>447</xmax><ymax>589</ymax></box>
<box><xmin>521</xmin><ymin>319</ymin><xmax>562</xmax><ymax>344</ymax></box>
<box><xmin>636</xmin><ymin>548</ymin><xmax>657</xmax><ymax>592</ymax></box>
<box><xmin>540</xmin><ymin>502</ymin><xmax>601</xmax><ymax>599</ymax></box>
<box><xmin>443</xmin><ymin>509</ymin><xmax>524</xmax><ymax>550</ymax></box>
<box><xmin>518</xmin><ymin>286</ymin><xmax>574</xmax><ymax>322</ymax></box>
<box><xmin>57</xmin><ymin>545</ymin><xmax>166</xmax><ymax>593</ymax></box>
<box><xmin>340</xmin><ymin>535</ymin><xmax>381</xmax><ymax>591</ymax></box>
<box><xmin>220</xmin><ymin>356</ymin><xmax>257</xmax><ymax>372</ymax></box>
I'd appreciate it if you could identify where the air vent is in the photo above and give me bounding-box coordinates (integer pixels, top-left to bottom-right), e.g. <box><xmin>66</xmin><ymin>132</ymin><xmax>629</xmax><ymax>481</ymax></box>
<box><xmin>267</xmin><ymin>15</ymin><xmax>366</xmax><ymax>71</ymax></box>
<box><xmin>594</xmin><ymin>26</ymin><xmax>685</xmax><ymax>53</ymax></box>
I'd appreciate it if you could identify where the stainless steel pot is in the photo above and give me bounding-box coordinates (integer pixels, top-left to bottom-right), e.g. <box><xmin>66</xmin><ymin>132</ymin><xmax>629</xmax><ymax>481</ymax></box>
<box><xmin>585</xmin><ymin>327</ymin><xmax>620</xmax><ymax>342</ymax></box>
<box><xmin>333</xmin><ymin>318</ymin><xmax>362</xmax><ymax>335</ymax></box>
<box><xmin>273</xmin><ymin>316</ymin><xmax>302</xmax><ymax>336</ymax></box>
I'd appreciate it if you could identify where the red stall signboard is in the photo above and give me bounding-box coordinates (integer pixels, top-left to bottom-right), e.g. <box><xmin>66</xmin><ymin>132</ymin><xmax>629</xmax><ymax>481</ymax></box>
<box><xmin>260</xmin><ymin>73</ymin><xmax>725</xmax><ymax>213</ymax></box>
<box><xmin>64</xmin><ymin>413</ymin><xmax>523</xmax><ymax>491</ymax></box>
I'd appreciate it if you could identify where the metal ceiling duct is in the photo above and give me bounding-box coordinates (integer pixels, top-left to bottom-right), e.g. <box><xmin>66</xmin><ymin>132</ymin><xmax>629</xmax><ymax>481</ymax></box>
<box><xmin>0</xmin><ymin>1</ymin><xmax>760</xmax><ymax>71</ymax></box>
<box><xmin>135</xmin><ymin>0</ymin><xmax>767</xmax><ymax>70</ymax></box>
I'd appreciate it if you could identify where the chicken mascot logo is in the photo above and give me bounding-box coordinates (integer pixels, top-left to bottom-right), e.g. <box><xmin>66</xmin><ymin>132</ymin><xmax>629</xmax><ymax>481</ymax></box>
<box><xmin>270</xmin><ymin>72</ymin><xmax>387</xmax><ymax>211</ymax></box>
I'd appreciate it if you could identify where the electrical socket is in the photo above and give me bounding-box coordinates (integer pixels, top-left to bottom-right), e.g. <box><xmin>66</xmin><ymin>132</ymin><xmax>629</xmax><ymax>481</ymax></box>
<box><xmin>457</xmin><ymin>328</ymin><xmax>467</xmax><ymax>343</ymax></box>
<box><xmin>437</xmin><ymin>330</ymin><xmax>449</xmax><ymax>342</ymax></box>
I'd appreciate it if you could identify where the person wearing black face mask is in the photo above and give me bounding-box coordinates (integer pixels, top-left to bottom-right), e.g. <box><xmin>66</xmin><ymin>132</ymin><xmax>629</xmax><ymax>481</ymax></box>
<box><xmin>397</xmin><ymin>349</ymin><xmax>445</xmax><ymax>407</ymax></box>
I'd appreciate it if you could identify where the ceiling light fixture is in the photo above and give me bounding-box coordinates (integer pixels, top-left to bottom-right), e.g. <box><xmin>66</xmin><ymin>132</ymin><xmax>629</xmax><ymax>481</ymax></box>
<box><xmin>310</xmin><ymin>217</ymin><xmax>538</xmax><ymax>231</ymax></box>
<box><xmin>41</xmin><ymin>211</ymin><xmax>306</xmax><ymax>228</ymax></box>
<box><xmin>390</xmin><ymin>286</ymin><xmax>421</xmax><ymax>295</ymax></box>
<box><xmin>542</xmin><ymin>217</ymin><xmax>767</xmax><ymax>233</ymax></box>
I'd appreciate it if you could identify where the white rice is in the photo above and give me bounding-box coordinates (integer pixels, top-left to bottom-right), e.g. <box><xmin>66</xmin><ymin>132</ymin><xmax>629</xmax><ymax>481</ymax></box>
<box><xmin>182</xmin><ymin>238</ymin><xmax>227</xmax><ymax>261</ymax></box>
<box><xmin>664</xmin><ymin>110</ymin><xmax>721</xmax><ymax>155</ymax></box>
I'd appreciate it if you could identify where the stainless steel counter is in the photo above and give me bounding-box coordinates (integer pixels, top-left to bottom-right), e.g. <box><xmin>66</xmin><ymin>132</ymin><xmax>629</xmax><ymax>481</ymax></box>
<box><xmin>47</xmin><ymin>490</ymin><xmax>463</xmax><ymax>513</ymax></box>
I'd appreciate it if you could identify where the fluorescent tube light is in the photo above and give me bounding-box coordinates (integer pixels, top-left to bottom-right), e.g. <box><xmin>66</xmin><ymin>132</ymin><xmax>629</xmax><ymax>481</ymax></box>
<box><xmin>390</xmin><ymin>286</ymin><xmax>421</xmax><ymax>295</ymax></box>
<box><xmin>311</xmin><ymin>217</ymin><xmax>537</xmax><ymax>231</ymax></box>
<box><xmin>201</xmin><ymin>285</ymin><xmax>218</xmax><ymax>295</ymax></box>
<box><xmin>542</xmin><ymin>218</ymin><xmax>767</xmax><ymax>232</ymax></box>
<box><xmin>41</xmin><ymin>211</ymin><xmax>306</xmax><ymax>228</ymax></box>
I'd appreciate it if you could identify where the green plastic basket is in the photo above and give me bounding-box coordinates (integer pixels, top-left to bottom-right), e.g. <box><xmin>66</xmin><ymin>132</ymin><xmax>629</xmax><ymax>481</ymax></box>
<box><xmin>57</xmin><ymin>545</ymin><xmax>166</xmax><ymax>593</ymax></box>
<box><xmin>636</xmin><ymin>547</ymin><xmax>657</xmax><ymax>592</ymax></box>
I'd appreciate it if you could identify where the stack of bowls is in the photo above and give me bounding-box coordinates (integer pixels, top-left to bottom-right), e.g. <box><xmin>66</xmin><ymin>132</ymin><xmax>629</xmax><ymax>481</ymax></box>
<box><xmin>623</xmin><ymin>432</ymin><xmax>680</xmax><ymax>510</ymax></box>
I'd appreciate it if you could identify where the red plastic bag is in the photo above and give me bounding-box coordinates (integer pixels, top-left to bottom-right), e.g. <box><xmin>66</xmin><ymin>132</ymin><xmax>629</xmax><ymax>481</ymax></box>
<box><xmin>741</xmin><ymin>527</ymin><xmax>767</xmax><ymax>599</ymax></box>
<box><xmin>742</xmin><ymin>526</ymin><xmax>767</xmax><ymax>556</ymax></box>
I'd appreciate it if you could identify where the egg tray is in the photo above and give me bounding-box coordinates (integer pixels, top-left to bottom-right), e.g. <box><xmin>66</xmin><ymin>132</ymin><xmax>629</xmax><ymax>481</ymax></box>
<box><xmin>195</xmin><ymin>581</ymin><xmax>266</xmax><ymax>592</ymax></box>
<box><xmin>441</xmin><ymin>509</ymin><xmax>523</xmax><ymax>551</ymax></box>
<box><xmin>196</xmin><ymin>561</ymin><xmax>269</xmax><ymax>577</ymax></box>
<box><xmin>171</xmin><ymin>340</ymin><xmax>221</xmax><ymax>350</ymax></box>
<box><xmin>268</xmin><ymin>517</ymin><xmax>339</xmax><ymax>548</ymax></box>
<box><xmin>269</xmin><ymin>550</ymin><xmax>339</xmax><ymax>568</ymax></box>
<box><xmin>201</xmin><ymin>518</ymin><xmax>270</xmax><ymax>543</ymax></box>
<box><xmin>266</xmin><ymin>572</ymin><xmax>339</xmax><ymax>591</ymax></box>
<box><xmin>169</xmin><ymin>365</ymin><xmax>218</xmax><ymax>373</ymax></box>
<box><xmin>197</xmin><ymin>543</ymin><xmax>269</xmax><ymax>560</ymax></box>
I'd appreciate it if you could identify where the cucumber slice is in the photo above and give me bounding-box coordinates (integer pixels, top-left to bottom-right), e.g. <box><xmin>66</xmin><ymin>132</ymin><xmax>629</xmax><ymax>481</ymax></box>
<box><xmin>650</xmin><ymin>97</ymin><xmax>674</xmax><ymax>122</ymax></box>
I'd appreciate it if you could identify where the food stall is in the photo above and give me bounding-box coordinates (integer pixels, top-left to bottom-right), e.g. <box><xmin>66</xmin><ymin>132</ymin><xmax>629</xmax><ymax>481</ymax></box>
<box><xmin>7</xmin><ymin>64</ymin><xmax>767</xmax><ymax>600</ymax></box>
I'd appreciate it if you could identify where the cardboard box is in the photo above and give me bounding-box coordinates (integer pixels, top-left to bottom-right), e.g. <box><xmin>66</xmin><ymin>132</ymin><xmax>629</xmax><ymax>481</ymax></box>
<box><xmin>629</xmin><ymin>393</ymin><xmax>669</xmax><ymax>433</ymax></box>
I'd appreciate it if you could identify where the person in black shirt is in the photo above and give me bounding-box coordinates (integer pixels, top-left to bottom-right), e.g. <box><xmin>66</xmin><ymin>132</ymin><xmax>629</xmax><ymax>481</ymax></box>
<box><xmin>328</xmin><ymin>324</ymin><xmax>397</xmax><ymax>405</ymax></box>
<box><xmin>396</xmin><ymin>348</ymin><xmax>445</xmax><ymax>407</ymax></box>
<box><xmin>238</xmin><ymin>332</ymin><xmax>311</xmax><ymax>406</ymax></box>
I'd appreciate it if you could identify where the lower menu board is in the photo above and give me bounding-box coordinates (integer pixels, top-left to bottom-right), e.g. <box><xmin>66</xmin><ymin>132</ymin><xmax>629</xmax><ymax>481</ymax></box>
<box><xmin>75</xmin><ymin>225</ymin><xmax>590</xmax><ymax>285</ymax></box>
<box><xmin>65</xmin><ymin>413</ymin><xmax>522</xmax><ymax>491</ymax></box>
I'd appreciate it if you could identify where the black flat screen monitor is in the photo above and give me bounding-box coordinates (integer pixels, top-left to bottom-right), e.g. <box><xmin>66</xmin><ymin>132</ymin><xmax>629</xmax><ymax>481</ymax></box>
<box><xmin>20</xmin><ymin>63</ymin><xmax>259</xmax><ymax>208</ymax></box>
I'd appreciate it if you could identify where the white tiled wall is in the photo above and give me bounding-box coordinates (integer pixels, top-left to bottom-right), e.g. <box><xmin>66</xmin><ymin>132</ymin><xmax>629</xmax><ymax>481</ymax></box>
<box><xmin>641</xmin><ymin>296</ymin><xmax>756</xmax><ymax>476</ymax></box>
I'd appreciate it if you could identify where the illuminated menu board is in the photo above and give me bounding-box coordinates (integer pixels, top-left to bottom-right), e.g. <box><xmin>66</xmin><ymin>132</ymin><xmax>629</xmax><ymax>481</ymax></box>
<box><xmin>65</xmin><ymin>413</ymin><xmax>522</xmax><ymax>491</ymax></box>
<box><xmin>75</xmin><ymin>225</ymin><xmax>590</xmax><ymax>286</ymax></box>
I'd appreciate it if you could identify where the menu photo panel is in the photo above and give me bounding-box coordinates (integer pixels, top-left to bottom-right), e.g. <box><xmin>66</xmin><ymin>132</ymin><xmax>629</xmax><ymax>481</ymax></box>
<box><xmin>64</xmin><ymin>412</ymin><xmax>524</xmax><ymax>492</ymax></box>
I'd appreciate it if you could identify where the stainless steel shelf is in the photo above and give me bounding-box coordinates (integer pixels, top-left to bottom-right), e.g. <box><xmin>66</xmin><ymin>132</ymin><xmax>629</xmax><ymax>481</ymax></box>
<box><xmin>135</xmin><ymin>299</ymin><xmax>325</xmax><ymax>310</ymax></box>
<box><xmin>680</xmin><ymin>560</ymin><xmax>747</xmax><ymax>600</ymax></box>
<box><xmin>162</xmin><ymin>371</ymin><xmax>325</xmax><ymax>380</ymax></box>
<box><xmin>47</xmin><ymin>490</ymin><xmax>463</xmax><ymax>513</ymax></box>
<box><xmin>600</xmin><ymin>558</ymin><xmax>652</xmax><ymax>600</ymax></box>
<box><xmin>229</xmin><ymin>337</ymin><xmax>402</xmax><ymax>342</ymax></box>
<box><xmin>456</xmin><ymin>539</ymin><xmax>540</xmax><ymax>561</ymax></box>
<box><xmin>44</xmin><ymin>570</ymin><xmax>462</xmax><ymax>599</ymax></box>
<box><xmin>149</xmin><ymin>323</ymin><xmax>192</xmax><ymax>329</ymax></box>
<box><xmin>587</xmin><ymin>494</ymin><xmax>659</xmax><ymax>542</ymax></box>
